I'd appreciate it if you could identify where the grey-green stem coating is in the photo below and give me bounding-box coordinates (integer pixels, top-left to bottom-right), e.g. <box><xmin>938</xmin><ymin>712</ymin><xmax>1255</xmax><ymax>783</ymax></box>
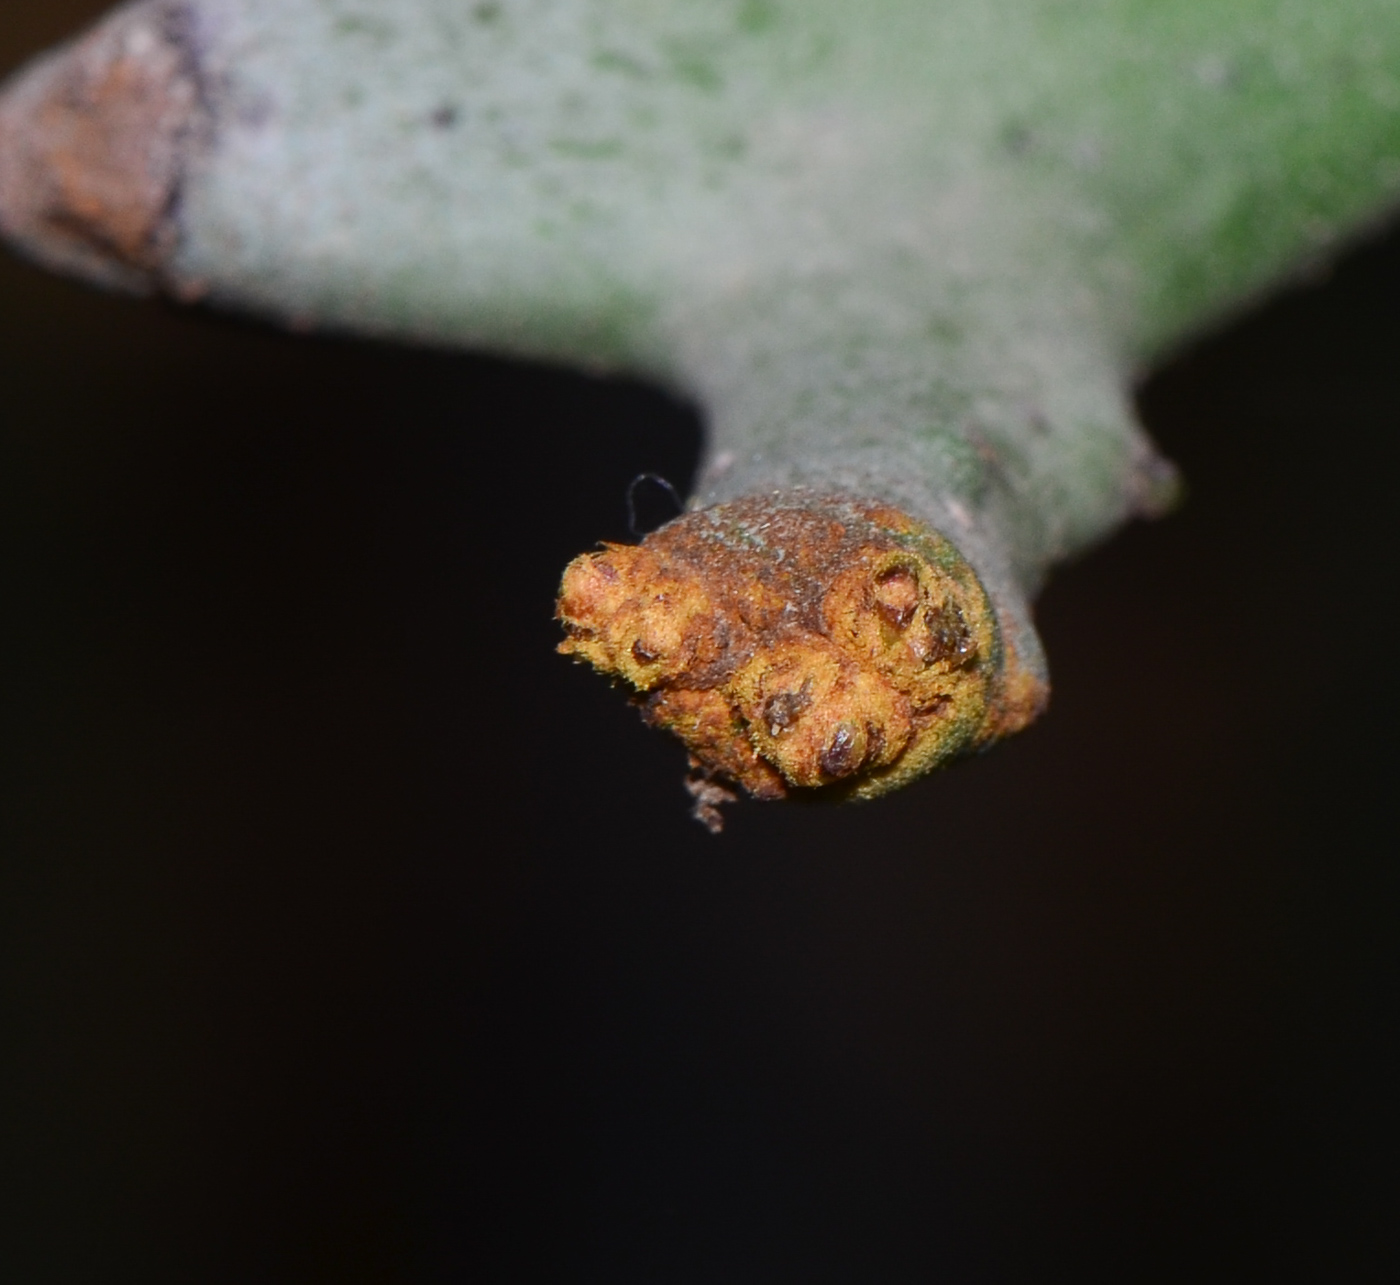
<box><xmin>5</xmin><ymin>0</ymin><xmax>1400</xmax><ymax>720</ymax></box>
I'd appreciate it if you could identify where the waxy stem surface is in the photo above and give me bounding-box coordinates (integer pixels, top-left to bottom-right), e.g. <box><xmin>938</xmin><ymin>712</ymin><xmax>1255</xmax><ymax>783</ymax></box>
<box><xmin>8</xmin><ymin>1</ymin><xmax>1400</xmax><ymax>821</ymax></box>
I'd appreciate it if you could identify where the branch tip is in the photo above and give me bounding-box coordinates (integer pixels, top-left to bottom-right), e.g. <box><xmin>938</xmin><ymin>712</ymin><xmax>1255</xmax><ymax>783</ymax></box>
<box><xmin>558</xmin><ymin>492</ymin><xmax>1047</xmax><ymax>826</ymax></box>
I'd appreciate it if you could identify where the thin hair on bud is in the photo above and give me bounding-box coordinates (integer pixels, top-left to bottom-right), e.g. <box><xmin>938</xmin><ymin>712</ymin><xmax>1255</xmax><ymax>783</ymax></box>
<box><xmin>625</xmin><ymin>473</ymin><xmax>683</xmax><ymax>537</ymax></box>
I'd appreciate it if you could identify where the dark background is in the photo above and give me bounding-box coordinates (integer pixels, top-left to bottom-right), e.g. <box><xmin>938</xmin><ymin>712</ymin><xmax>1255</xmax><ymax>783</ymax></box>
<box><xmin>3</xmin><ymin>7</ymin><xmax>1397</xmax><ymax>1282</ymax></box>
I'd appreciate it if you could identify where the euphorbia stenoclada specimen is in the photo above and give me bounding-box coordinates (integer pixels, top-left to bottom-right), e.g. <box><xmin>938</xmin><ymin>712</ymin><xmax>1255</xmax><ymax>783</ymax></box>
<box><xmin>4</xmin><ymin>1</ymin><xmax>1399</xmax><ymax>826</ymax></box>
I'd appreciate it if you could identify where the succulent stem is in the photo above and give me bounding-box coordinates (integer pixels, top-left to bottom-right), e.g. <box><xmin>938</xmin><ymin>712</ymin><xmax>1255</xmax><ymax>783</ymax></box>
<box><xmin>7</xmin><ymin>0</ymin><xmax>1400</xmax><ymax>819</ymax></box>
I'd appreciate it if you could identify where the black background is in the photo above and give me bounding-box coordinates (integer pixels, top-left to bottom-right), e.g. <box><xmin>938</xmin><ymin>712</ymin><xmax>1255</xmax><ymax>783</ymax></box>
<box><xmin>3</xmin><ymin>7</ymin><xmax>1398</xmax><ymax>1281</ymax></box>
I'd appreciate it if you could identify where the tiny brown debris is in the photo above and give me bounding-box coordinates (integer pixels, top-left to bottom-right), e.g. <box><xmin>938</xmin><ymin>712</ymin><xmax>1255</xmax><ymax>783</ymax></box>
<box><xmin>763</xmin><ymin>681</ymin><xmax>812</xmax><ymax>736</ymax></box>
<box><xmin>923</xmin><ymin>600</ymin><xmax>977</xmax><ymax>668</ymax></box>
<box><xmin>819</xmin><ymin>722</ymin><xmax>865</xmax><ymax>779</ymax></box>
<box><xmin>685</xmin><ymin>772</ymin><xmax>740</xmax><ymax>834</ymax></box>
<box><xmin>873</xmin><ymin>565</ymin><xmax>920</xmax><ymax>629</ymax></box>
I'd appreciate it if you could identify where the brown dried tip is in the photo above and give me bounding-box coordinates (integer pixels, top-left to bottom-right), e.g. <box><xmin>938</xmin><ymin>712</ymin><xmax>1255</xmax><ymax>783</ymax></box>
<box><xmin>0</xmin><ymin>1</ymin><xmax>204</xmax><ymax>291</ymax></box>
<box><xmin>557</xmin><ymin>493</ymin><xmax>1047</xmax><ymax>829</ymax></box>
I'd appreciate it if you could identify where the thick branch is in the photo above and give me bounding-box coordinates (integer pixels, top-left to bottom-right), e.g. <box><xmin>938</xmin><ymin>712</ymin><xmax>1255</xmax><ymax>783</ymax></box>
<box><xmin>5</xmin><ymin>0</ymin><xmax>1400</xmax><ymax>820</ymax></box>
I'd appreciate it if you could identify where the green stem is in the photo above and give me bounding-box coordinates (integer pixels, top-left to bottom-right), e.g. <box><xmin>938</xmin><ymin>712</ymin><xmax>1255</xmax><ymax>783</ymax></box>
<box><xmin>5</xmin><ymin>0</ymin><xmax>1400</xmax><ymax>809</ymax></box>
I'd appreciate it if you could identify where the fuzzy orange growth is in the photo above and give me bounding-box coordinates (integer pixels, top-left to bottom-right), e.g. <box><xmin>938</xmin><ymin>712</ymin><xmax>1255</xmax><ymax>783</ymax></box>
<box><xmin>558</xmin><ymin>494</ymin><xmax>1045</xmax><ymax>827</ymax></box>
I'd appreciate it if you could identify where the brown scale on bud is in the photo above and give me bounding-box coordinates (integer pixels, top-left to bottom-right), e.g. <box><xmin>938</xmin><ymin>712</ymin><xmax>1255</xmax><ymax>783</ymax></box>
<box><xmin>872</xmin><ymin>565</ymin><xmax>920</xmax><ymax>630</ymax></box>
<box><xmin>557</xmin><ymin>492</ymin><xmax>1046</xmax><ymax>829</ymax></box>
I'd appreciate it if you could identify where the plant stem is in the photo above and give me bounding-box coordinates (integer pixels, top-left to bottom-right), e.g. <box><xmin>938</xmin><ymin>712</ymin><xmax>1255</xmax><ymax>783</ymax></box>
<box><xmin>5</xmin><ymin>0</ymin><xmax>1400</xmax><ymax>818</ymax></box>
